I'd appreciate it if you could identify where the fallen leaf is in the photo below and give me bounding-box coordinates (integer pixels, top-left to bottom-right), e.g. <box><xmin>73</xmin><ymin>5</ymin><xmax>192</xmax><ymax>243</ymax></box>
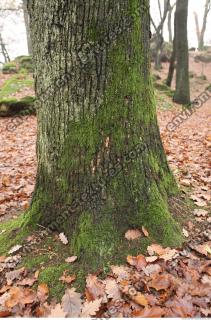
<box><xmin>59</xmin><ymin>272</ymin><xmax>76</xmax><ymax>284</ymax></box>
<box><xmin>193</xmin><ymin>209</ymin><xmax>208</xmax><ymax>217</ymax></box>
<box><xmin>59</xmin><ymin>233</ymin><xmax>68</xmax><ymax>245</ymax></box>
<box><xmin>183</xmin><ymin>228</ymin><xmax>189</xmax><ymax>238</ymax></box>
<box><xmin>6</xmin><ymin>267</ymin><xmax>25</xmax><ymax>285</ymax></box>
<box><xmin>48</xmin><ymin>304</ymin><xmax>67</xmax><ymax>318</ymax></box>
<box><xmin>125</xmin><ymin>229</ymin><xmax>142</xmax><ymax>240</ymax></box>
<box><xmin>133</xmin><ymin>293</ymin><xmax>148</xmax><ymax>307</ymax></box>
<box><xmin>81</xmin><ymin>298</ymin><xmax>102</xmax><ymax>317</ymax></box>
<box><xmin>127</xmin><ymin>255</ymin><xmax>147</xmax><ymax>271</ymax></box>
<box><xmin>62</xmin><ymin>288</ymin><xmax>82</xmax><ymax>317</ymax></box>
<box><xmin>86</xmin><ymin>274</ymin><xmax>105</xmax><ymax>300</ymax></box>
<box><xmin>146</xmin><ymin>256</ymin><xmax>158</xmax><ymax>263</ymax></box>
<box><xmin>65</xmin><ymin>256</ymin><xmax>77</xmax><ymax>263</ymax></box>
<box><xmin>142</xmin><ymin>226</ymin><xmax>149</xmax><ymax>237</ymax></box>
<box><xmin>105</xmin><ymin>279</ymin><xmax>121</xmax><ymax>300</ymax></box>
<box><xmin>37</xmin><ymin>283</ymin><xmax>49</xmax><ymax>302</ymax></box>
<box><xmin>149</xmin><ymin>274</ymin><xmax>172</xmax><ymax>291</ymax></box>
<box><xmin>8</xmin><ymin>245</ymin><xmax>22</xmax><ymax>255</ymax></box>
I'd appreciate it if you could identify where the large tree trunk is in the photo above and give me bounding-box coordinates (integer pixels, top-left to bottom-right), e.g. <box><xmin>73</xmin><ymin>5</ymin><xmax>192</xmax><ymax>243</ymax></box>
<box><xmin>26</xmin><ymin>0</ymin><xmax>182</xmax><ymax>268</ymax></box>
<box><xmin>173</xmin><ymin>0</ymin><xmax>190</xmax><ymax>105</ymax></box>
<box><xmin>22</xmin><ymin>0</ymin><xmax>32</xmax><ymax>55</ymax></box>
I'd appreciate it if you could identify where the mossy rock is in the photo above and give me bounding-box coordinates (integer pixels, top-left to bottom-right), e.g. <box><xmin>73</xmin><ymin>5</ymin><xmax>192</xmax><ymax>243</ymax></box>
<box><xmin>2</xmin><ymin>62</ymin><xmax>18</xmax><ymax>74</ymax></box>
<box><xmin>0</xmin><ymin>96</ymin><xmax>36</xmax><ymax>117</ymax></box>
<box><xmin>15</xmin><ymin>55</ymin><xmax>33</xmax><ymax>73</ymax></box>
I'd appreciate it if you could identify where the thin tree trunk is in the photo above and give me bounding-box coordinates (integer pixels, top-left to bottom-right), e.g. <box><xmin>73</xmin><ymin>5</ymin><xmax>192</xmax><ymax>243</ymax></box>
<box><xmin>22</xmin><ymin>0</ymin><xmax>32</xmax><ymax>55</ymax></box>
<box><xmin>166</xmin><ymin>12</ymin><xmax>176</xmax><ymax>87</ymax></box>
<box><xmin>173</xmin><ymin>0</ymin><xmax>190</xmax><ymax>105</ymax></box>
<box><xmin>0</xmin><ymin>33</ymin><xmax>10</xmax><ymax>62</ymax></box>
<box><xmin>26</xmin><ymin>0</ymin><xmax>182</xmax><ymax>268</ymax></box>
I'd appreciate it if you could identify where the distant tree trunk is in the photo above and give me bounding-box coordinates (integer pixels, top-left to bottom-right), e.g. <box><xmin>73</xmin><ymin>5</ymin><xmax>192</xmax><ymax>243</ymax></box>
<box><xmin>26</xmin><ymin>0</ymin><xmax>182</xmax><ymax>269</ymax></box>
<box><xmin>173</xmin><ymin>0</ymin><xmax>190</xmax><ymax>105</ymax></box>
<box><xmin>0</xmin><ymin>32</ymin><xmax>10</xmax><ymax>62</ymax></box>
<box><xmin>22</xmin><ymin>0</ymin><xmax>32</xmax><ymax>55</ymax></box>
<box><xmin>151</xmin><ymin>0</ymin><xmax>170</xmax><ymax>70</ymax></box>
<box><xmin>194</xmin><ymin>0</ymin><xmax>211</xmax><ymax>51</ymax></box>
<box><xmin>166</xmin><ymin>12</ymin><xmax>176</xmax><ymax>87</ymax></box>
<box><xmin>168</xmin><ymin>4</ymin><xmax>173</xmax><ymax>43</ymax></box>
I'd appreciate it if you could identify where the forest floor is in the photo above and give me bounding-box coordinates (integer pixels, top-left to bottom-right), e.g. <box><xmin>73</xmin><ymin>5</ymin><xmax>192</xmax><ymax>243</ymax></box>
<box><xmin>0</xmin><ymin>55</ymin><xmax>210</xmax><ymax>317</ymax></box>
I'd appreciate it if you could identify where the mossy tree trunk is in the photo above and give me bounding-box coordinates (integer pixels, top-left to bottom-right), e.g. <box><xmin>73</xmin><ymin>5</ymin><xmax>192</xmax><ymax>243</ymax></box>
<box><xmin>173</xmin><ymin>0</ymin><xmax>190</xmax><ymax>105</ymax></box>
<box><xmin>27</xmin><ymin>0</ymin><xmax>183</xmax><ymax>268</ymax></box>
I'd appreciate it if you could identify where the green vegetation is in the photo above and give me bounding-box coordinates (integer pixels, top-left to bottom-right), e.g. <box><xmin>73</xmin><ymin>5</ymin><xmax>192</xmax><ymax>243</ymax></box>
<box><xmin>0</xmin><ymin>74</ymin><xmax>34</xmax><ymax>100</ymax></box>
<box><xmin>2</xmin><ymin>62</ymin><xmax>18</xmax><ymax>74</ymax></box>
<box><xmin>2</xmin><ymin>56</ymin><xmax>33</xmax><ymax>74</ymax></box>
<box><xmin>0</xmin><ymin>214</ymin><xmax>31</xmax><ymax>256</ymax></box>
<box><xmin>0</xmin><ymin>96</ymin><xmax>36</xmax><ymax>116</ymax></box>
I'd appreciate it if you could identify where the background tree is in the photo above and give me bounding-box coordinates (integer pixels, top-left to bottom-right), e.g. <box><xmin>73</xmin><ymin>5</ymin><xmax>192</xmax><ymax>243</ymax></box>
<box><xmin>194</xmin><ymin>0</ymin><xmax>211</xmax><ymax>51</ymax></box>
<box><xmin>150</xmin><ymin>0</ymin><xmax>170</xmax><ymax>70</ymax></box>
<box><xmin>0</xmin><ymin>32</ymin><xmax>10</xmax><ymax>62</ymax></box>
<box><xmin>173</xmin><ymin>0</ymin><xmax>190</xmax><ymax>105</ymax></box>
<box><xmin>26</xmin><ymin>0</ymin><xmax>183</xmax><ymax>269</ymax></box>
<box><xmin>22</xmin><ymin>0</ymin><xmax>32</xmax><ymax>55</ymax></box>
<box><xmin>166</xmin><ymin>11</ymin><xmax>176</xmax><ymax>87</ymax></box>
<box><xmin>167</xmin><ymin>1</ymin><xmax>176</xmax><ymax>43</ymax></box>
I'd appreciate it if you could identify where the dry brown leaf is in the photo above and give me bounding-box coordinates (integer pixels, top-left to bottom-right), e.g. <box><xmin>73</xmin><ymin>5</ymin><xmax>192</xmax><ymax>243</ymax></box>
<box><xmin>65</xmin><ymin>256</ymin><xmax>77</xmax><ymax>263</ymax></box>
<box><xmin>149</xmin><ymin>274</ymin><xmax>172</xmax><ymax>291</ymax></box>
<box><xmin>37</xmin><ymin>283</ymin><xmax>49</xmax><ymax>303</ymax></box>
<box><xmin>6</xmin><ymin>267</ymin><xmax>25</xmax><ymax>285</ymax></box>
<box><xmin>59</xmin><ymin>233</ymin><xmax>68</xmax><ymax>245</ymax></box>
<box><xmin>17</xmin><ymin>277</ymin><xmax>37</xmax><ymax>287</ymax></box>
<box><xmin>194</xmin><ymin>242</ymin><xmax>211</xmax><ymax>257</ymax></box>
<box><xmin>8</xmin><ymin>245</ymin><xmax>22</xmax><ymax>255</ymax></box>
<box><xmin>111</xmin><ymin>265</ymin><xmax>130</xmax><ymax>281</ymax></box>
<box><xmin>105</xmin><ymin>278</ymin><xmax>121</xmax><ymax>300</ymax></box>
<box><xmin>125</xmin><ymin>229</ymin><xmax>142</xmax><ymax>240</ymax></box>
<box><xmin>183</xmin><ymin>228</ymin><xmax>189</xmax><ymax>238</ymax></box>
<box><xmin>147</xmin><ymin>244</ymin><xmax>165</xmax><ymax>256</ymax></box>
<box><xmin>127</xmin><ymin>255</ymin><xmax>147</xmax><ymax>271</ymax></box>
<box><xmin>0</xmin><ymin>256</ymin><xmax>6</xmax><ymax>263</ymax></box>
<box><xmin>48</xmin><ymin>304</ymin><xmax>67</xmax><ymax>318</ymax></box>
<box><xmin>86</xmin><ymin>274</ymin><xmax>105</xmax><ymax>300</ymax></box>
<box><xmin>133</xmin><ymin>293</ymin><xmax>148</xmax><ymax>307</ymax></box>
<box><xmin>146</xmin><ymin>256</ymin><xmax>158</xmax><ymax>263</ymax></box>
<box><xmin>132</xmin><ymin>306</ymin><xmax>166</xmax><ymax>317</ymax></box>
<box><xmin>59</xmin><ymin>272</ymin><xmax>76</xmax><ymax>284</ymax></box>
<box><xmin>61</xmin><ymin>288</ymin><xmax>82</xmax><ymax>317</ymax></box>
<box><xmin>193</xmin><ymin>209</ymin><xmax>208</xmax><ymax>217</ymax></box>
<box><xmin>142</xmin><ymin>226</ymin><xmax>149</xmax><ymax>237</ymax></box>
<box><xmin>81</xmin><ymin>298</ymin><xmax>102</xmax><ymax>317</ymax></box>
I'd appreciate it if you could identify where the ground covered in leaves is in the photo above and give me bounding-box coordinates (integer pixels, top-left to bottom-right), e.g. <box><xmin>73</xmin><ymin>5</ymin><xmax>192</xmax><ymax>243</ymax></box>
<box><xmin>0</xmin><ymin>56</ymin><xmax>210</xmax><ymax>317</ymax></box>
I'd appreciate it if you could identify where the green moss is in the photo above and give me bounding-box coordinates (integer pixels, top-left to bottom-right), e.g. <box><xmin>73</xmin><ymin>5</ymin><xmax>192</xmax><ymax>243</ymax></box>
<box><xmin>2</xmin><ymin>62</ymin><xmax>18</xmax><ymax>74</ymax></box>
<box><xmin>14</xmin><ymin>55</ymin><xmax>33</xmax><ymax>72</ymax></box>
<box><xmin>136</xmin><ymin>183</ymin><xmax>183</xmax><ymax>247</ymax></box>
<box><xmin>22</xmin><ymin>255</ymin><xmax>49</xmax><ymax>269</ymax></box>
<box><xmin>38</xmin><ymin>264</ymin><xmax>69</xmax><ymax>300</ymax></box>
<box><xmin>0</xmin><ymin>96</ymin><xmax>35</xmax><ymax>117</ymax></box>
<box><xmin>0</xmin><ymin>214</ymin><xmax>33</xmax><ymax>255</ymax></box>
<box><xmin>0</xmin><ymin>74</ymin><xmax>34</xmax><ymax>100</ymax></box>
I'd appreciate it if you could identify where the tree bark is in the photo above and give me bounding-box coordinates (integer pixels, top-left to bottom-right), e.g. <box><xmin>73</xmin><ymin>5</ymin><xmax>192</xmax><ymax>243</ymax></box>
<box><xmin>173</xmin><ymin>0</ymin><xmax>190</xmax><ymax>105</ymax></box>
<box><xmin>22</xmin><ymin>0</ymin><xmax>32</xmax><ymax>55</ymax></box>
<box><xmin>26</xmin><ymin>0</ymin><xmax>182</xmax><ymax>268</ymax></box>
